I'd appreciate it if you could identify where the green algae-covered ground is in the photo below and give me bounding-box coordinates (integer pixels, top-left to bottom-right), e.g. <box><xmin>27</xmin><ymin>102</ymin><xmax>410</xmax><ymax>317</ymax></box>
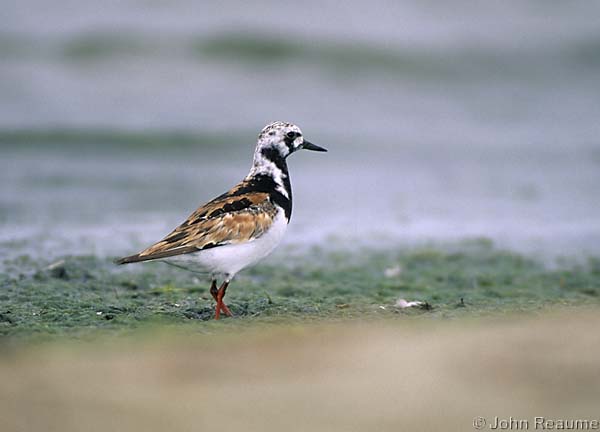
<box><xmin>2</xmin><ymin>240</ymin><xmax>599</xmax><ymax>342</ymax></box>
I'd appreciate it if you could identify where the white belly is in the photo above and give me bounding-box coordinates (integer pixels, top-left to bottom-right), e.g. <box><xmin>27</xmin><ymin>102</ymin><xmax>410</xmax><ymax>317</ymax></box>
<box><xmin>165</xmin><ymin>209</ymin><xmax>288</xmax><ymax>278</ymax></box>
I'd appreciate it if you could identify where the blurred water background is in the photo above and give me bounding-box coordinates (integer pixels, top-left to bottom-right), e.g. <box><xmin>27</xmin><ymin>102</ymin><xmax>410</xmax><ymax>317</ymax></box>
<box><xmin>1</xmin><ymin>0</ymin><xmax>599</xmax><ymax>261</ymax></box>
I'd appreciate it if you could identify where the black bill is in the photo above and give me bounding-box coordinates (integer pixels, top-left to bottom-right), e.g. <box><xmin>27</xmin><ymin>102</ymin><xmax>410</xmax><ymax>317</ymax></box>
<box><xmin>302</xmin><ymin>140</ymin><xmax>328</xmax><ymax>152</ymax></box>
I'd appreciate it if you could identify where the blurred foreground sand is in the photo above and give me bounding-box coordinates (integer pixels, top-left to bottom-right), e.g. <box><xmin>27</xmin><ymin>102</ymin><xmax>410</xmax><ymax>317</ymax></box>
<box><xmin>2</xmin><ymin>310</ymin><xmax>599</xmax><ymax>432</ymax></box>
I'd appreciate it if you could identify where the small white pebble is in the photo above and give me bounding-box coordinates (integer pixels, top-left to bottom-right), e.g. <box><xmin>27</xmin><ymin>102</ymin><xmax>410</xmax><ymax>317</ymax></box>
<box><xmin>379</xmin><ymin>305</ymin><xmax>386</xmax><ymax>310</ymax></box>
<box><xmin>395</xmin><ymin>299</ymin><xmax>424</xmax><ymax>309</ymax></box>
<box><xmin>96</xmin><ymin>311</ymin><xmax>103</xmax><ymax>315</ymax></box>
<box><xmin>384</xmin><ymin>265</ymin><xmax>403</xmax><ymax>278</ymax></box>
<box><xmin>44</xmin><ymin>260</ymin><xmax>65</xmax><ymax>271</ymax></box>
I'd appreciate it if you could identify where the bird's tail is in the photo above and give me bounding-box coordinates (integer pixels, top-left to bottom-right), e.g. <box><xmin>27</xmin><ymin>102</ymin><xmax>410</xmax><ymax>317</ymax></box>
<box><xmin>114</xmin><ymin>254</ymin><xmax>146</xmax><ymax>265</ymax></box>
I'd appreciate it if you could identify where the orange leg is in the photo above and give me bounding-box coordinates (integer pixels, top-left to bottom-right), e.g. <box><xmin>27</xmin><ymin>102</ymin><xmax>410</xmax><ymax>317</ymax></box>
<box><xmin>210</xmin><ymin>280</ymin><xmax>232</xmax><ymax>320</ymax></box>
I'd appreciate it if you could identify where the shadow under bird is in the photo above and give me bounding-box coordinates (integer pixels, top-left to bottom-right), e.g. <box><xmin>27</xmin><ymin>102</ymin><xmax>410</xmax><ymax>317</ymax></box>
<box><xmin>116</xmin><ymin>121</ymin><xmax>327</xmax><ymax>319</ymax></box>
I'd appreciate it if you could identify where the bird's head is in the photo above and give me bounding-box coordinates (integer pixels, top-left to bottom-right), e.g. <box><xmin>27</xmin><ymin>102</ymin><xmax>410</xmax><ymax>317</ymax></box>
<box><xmin>254</xmin><ymin>121</ymin><xmax>327</xmax><ymax>163</ymax></box>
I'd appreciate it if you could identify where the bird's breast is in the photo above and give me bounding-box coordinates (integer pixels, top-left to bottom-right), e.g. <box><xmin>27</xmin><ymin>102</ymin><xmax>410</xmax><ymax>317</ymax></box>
<box><xmin>193</xmin><ymin>207</ymin><xmax>288</xmax><ymax>277</ymax></box>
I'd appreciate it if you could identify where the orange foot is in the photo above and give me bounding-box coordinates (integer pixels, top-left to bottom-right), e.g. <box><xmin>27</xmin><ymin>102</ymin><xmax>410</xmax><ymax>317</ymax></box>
<box><xmin>210</xmin><ymin>280</ymin><xmax>233</xmax><ymax>320</ymax></box>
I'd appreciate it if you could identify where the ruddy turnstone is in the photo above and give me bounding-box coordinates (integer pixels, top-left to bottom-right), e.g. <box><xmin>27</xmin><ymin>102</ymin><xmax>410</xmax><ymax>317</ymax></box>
<box><xmin>116</xmin><ymin>121</ymin><xmax>327</xmax><ymax>319</ymax></box>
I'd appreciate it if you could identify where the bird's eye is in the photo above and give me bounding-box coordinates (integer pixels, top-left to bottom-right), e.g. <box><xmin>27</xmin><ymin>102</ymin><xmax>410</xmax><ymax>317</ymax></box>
<box><xmin>286</xmin><ymin>131</ymin><xmax>297</xmax><ymax>139</ymax></box>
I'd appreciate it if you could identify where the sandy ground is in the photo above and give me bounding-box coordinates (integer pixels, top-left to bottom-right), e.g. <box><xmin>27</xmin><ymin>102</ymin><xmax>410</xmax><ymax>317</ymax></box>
<box><xmin>1</xmin><ymin>310</ymin><xmax>599</xmax><ymax>432</ymax></box>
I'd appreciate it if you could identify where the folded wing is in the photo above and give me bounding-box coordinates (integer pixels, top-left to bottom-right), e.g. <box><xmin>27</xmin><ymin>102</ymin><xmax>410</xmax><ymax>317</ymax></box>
<box><xmin>116</xmin><ymin>190</ymin><xmax>277</xmax><ymax>264</ymax></box>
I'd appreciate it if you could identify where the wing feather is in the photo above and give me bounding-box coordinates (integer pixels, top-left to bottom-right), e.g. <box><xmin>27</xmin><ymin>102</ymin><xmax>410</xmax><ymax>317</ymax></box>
<box><xmin>115</xmin><ymin>188</ymin><xmax>277</xmax><ymax>264</ymax></box>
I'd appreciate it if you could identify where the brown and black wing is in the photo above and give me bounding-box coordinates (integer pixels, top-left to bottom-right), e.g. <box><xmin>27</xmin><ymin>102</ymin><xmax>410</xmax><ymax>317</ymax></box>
<box><xmin>116</xmin><ymin>189</ymin><xmax>277</xmax><ymax>264</ymax></box>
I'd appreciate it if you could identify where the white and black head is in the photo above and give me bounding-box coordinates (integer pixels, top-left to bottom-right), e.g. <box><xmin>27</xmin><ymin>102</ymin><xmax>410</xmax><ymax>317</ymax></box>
<box><xmin>247</xmin><ymin>121</ymin><xmax>326</xmax><ymax>217</ymax></box>
<box><xmin>253</xmin><ymin>121</ymin><xmax>327</xmax><ymax>166</ymax></box>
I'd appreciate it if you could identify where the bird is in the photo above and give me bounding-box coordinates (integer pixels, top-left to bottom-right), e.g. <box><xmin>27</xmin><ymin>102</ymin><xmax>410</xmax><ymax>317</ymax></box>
<box><xmin>116</xmin><ymin>121</ymin><xmax>327</xmax><ymax>319</ymax></box>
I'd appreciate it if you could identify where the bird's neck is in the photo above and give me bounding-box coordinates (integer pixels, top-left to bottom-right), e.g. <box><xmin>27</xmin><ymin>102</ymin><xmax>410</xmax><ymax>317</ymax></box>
<box><xmin>247</xmin><ymin>148</ymin><xmax>293</xmax><ymax>220</ymax></box>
